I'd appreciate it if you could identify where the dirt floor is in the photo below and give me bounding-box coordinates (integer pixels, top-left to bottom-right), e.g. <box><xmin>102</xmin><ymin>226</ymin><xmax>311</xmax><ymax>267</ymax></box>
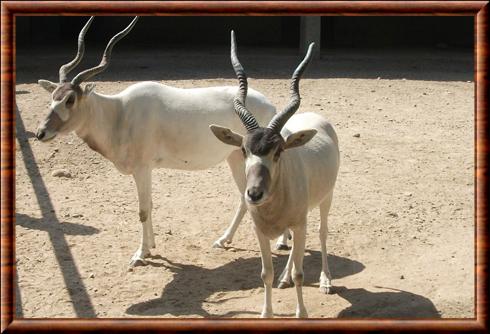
<box><xmin>14</xmin><ymin>47</ymin><xmax>474</xmax><ymax>318</ymax></box>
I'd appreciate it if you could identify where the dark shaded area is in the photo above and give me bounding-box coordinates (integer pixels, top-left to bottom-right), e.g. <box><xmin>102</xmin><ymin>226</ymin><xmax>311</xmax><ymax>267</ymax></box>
<box><xmin>324</xmin><ymin>16</ymin><xmax>472</xmax><ymax>48</ymax></box>
<box><xmin>15</xmin><ymin>106</ymin><xmax>97</xmax><ymax>317</ymax></box>
<box><xmin>16</xmin><ymin>47</ymin><xmax>473</xmax><ymax>84</ymax></box>
<box><xmin>15</xmin><ymin>268</ymin><xmax>23</xmax><ymax>318</ymax></box>
<box><xmin>15</xmin><ymin>16</ymin><xmax>473</xmax><ymax>84</ymax></box>
<box><xmin>126</xmin><ymin>250</ymin><xmax>364</xmax><ymax>317</ymax></box>
<box><xmin>334</xmin><ymin>286</ymin><xmax>441</xmax><ymax>318</ymax></box>
<box><xmin>16</xmin><ymin>16</ymin><xmax>472</xmax><ymax>49</ymax></box>
<box><xmin>16</xmin><ymin>213</ymin><xmax>99</xmax><ymax>236</ymax></box>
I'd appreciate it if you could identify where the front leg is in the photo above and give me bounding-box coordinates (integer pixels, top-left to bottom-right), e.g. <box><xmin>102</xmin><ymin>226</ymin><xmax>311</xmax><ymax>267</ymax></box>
<box><xmin>319</xmin><ymin>193</ymin><xmax>334</xmax><ymax>294</ymax></box>
<box><xmin>275</xmin><ymin>229</ymin><xmax>291</xmax><ymax>250</ymax></box>
<box><xmin>130</xmin><ymin>166</ymin><xmax>154</xmax><ymax>267</ymax></box>
<box><xmin>254</xmin><ymin>226</ymin><xmax>274</xmax><ymax>318</ymax></box>
<box><xmin>147</xmin><ymin>199</ymin><xmax>155</xmax><ymax>249</ymax></box>
<box><xmin>291</xmin><ymin>224</ymin><xmax>308</xmax><ymax>318</ymax></box>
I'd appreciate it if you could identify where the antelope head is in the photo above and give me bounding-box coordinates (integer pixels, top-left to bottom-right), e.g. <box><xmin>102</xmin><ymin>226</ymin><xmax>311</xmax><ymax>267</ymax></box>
<box><xmin>36</xmin><ymin>16</ymin><xmax>139</xmax><ymax>142</ymax></box>
<box><xmin>210</xmin><ymin>31</ymin><xmax>316</xmax><ymax>206</ymax></box>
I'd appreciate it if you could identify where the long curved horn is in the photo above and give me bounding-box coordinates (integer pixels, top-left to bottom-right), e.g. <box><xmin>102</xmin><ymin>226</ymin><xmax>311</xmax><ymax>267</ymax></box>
<box><xmin>267</xmin><ymin>42</ymin><xmax>315</xmax><ymax>133</ymax></box>
<box><xmin>71</xmin><ymin>16</ymin><xmax>139</xmax><ymax>85</ymax></box>
<box><xmin>59</xmin><ymin>16</ymin><xmax>94</xmax><ymax>83</ymax></box>
<box><xmin>231</xmin><ymin>30</ymin><xmax>259</xmax><ymax>133</ymax></box>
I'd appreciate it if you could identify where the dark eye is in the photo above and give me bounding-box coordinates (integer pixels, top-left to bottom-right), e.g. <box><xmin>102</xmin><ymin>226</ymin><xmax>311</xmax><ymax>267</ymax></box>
<box><xmin>241</xmin><ymin>147</ymin><xmax>246</xmax><ymax>157</ymax></box>
<box><xmin>66</xmin><ymin>95</ymin><xmax>75</xmax><ymax>108</ymax></box>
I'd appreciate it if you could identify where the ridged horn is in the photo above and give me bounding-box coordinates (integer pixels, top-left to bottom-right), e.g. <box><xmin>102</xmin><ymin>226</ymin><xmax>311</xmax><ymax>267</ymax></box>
<box><xmin>59</xmin><ymin>16</ymin><xmax>94</xmax><ymax>83</ymax></box>
<box><xmin>230</xmin><ymin>30</ymin><xmax>259</xmax><ymax>133</ymax></box>
<box><xmin>71</xmin><ymin>16</ymin><xmax>139</xmax><ymax>85</ymax></box>
<box><xmin>267</xmin><ymin>42</ymin><xmax>315</xmax><ymax>132</ymax></box>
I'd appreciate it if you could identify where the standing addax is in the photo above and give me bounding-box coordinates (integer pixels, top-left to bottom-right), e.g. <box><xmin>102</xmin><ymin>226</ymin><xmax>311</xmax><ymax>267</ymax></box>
<box><xmin>210</xmin><ymin>31</ymin><xmax>340</xmax><ymax>318</ymax></box>
<box><xmin>36</xmin><ymin>17</ymin><xmax>277</xmax><ymax>267</ymax></box>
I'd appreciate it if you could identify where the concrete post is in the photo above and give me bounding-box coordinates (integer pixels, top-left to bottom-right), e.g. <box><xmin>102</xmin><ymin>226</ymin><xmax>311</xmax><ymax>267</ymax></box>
<box><xmin>300</xmin><ymin>16</ymin><xmax>321</xmax><ymax>59</ymax></box>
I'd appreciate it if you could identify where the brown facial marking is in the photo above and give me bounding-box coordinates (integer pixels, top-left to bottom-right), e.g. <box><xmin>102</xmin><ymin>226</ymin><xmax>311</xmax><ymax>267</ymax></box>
<box><xmin>247</xmin><ymin>163</ymin><xmax>271</xmax><ymax>202</ymax></box>
<box><xmin>248</xmin><ymin>163</ymin><xmax>271</xmax><ymax>189</ymax></box>
<box><xmin>52</xmin><ymin>83</ymin><xmax>82</xmax><ymax>101</ymax></box>
<box><xmin>245</xmin><ymin>127</ymin><xmax>284</xmax><ymax>156</ymax></box>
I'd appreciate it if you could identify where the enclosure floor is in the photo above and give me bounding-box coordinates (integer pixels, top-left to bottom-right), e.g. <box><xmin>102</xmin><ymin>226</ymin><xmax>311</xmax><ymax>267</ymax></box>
<box><xmin>15</xmin><ymin>48</ymin><xmax>474</xmax><ymax>318</ymax></box>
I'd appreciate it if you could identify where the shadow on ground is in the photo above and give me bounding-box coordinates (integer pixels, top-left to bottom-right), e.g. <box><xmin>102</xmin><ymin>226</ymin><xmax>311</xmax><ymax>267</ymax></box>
<box><xmin>16</xmin><ymin>213</ymin><xmax>99</xmax><ymax>236</ymax></box>
<box><xmin>15</xmin><ymin>105</ymin><xmax>98</xmax><ymax>317</ymax></box>
<box><xmin>16</xmin><ymin>47</ymin><xmax>472</xmax><ymax>84</ymax></box>
<box><xmin>126</xmin><ymin>250</ymin><xmax>364</xmax><ymax>317</ymax></box>
<box><xmin>334</xmin><ymin>286</ymin><xmax>441</xmax><ymax>318</ymax></box>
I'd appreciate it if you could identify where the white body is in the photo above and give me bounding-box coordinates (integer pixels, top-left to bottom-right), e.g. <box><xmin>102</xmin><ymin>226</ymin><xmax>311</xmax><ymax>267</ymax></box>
<box><xmin>77</xmin><ymin>82</ymin><xmax>274</xmax><ymax>173</ymax></box>
<box><xmin>74</xmin><ymin>81</ymin><xmax>276</xmax><ymax>265</ymax></box>
<box><xmin>249</xmin><ymin>112</ymin><xmax>339</xmax><ymax>317</ymax></box>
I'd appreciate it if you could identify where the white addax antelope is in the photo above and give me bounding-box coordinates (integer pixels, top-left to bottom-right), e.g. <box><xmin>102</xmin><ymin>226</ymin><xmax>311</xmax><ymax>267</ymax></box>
<box><xmin>210</xmin><ymin>32</ymin><xmax>340</xmax><ymax>318</ymax></box>
<box><xmin>35</xmin><ymin>16</ymin><xmax>279</xmax><ymax>267</ymax></box>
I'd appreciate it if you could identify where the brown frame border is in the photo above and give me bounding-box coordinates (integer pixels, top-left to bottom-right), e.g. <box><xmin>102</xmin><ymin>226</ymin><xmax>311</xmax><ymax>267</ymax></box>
<box><xmin>1</xmin><ymin>1</ymin><xmax>488</xmax><ymax>333</ymax></box>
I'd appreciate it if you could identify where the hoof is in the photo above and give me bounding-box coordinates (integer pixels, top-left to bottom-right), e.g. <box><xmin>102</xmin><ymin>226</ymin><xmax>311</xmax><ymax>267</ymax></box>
<box><xmin>213</xmin><ymin>240</ymin><xmax>226</xmax><ymax>248</ymax></box>
<box><xmin>213</xmin><ymin>237</ymin><xmax>231</xmax><ymax>249</ymax></box>
<box><xmin>129</xmin><ymin>258</ymin><xmax>148</xmax><ymax>267</ymax></box>
<box><xmin>129</xmin><ymin>249</ymin><xmax>150</xmax><ymax>267</ymax></box>
<box><xmin>278</xmin><ymin>280</ymin><xmax>293</xmax><ymax>289</ymax></box>
<box><xmin>260</xmin><ymin>311</ymin><xmax>273</xmax><ymax>318</ymax></box>
<box><xmin>296</xmin><ymin>310</ymin><xmax>308</xmax><ymax>318</ymax></box>
<box><xmin>319</xmin><ymin>285</ymin><xmax>333</xmax><ymax>294</ymax></box>
<box><xmin>275</xmin><ymin>244</ymin><xmax>290</xmax><ymax>251</ymax></box>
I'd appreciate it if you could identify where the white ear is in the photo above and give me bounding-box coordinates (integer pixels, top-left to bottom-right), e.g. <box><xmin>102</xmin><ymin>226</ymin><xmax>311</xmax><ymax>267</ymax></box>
<box><xmin>209</xmin><ymin>124</ymin><xmax>243</xmax><ymax>147</ymax></box>
<box><xmin>284</xmin><ymin>129</ymin><xmax>317</xmax><ymax>149</ymax></box>
<box><xmin>84</xmin><ymin>83</ymin><xmax>96</xmax><ymax>95</ymax></box>
<box><xmin>38</xmin><ymin>79</ymin><xmax>57</xmax><ymax>93</ymax></box>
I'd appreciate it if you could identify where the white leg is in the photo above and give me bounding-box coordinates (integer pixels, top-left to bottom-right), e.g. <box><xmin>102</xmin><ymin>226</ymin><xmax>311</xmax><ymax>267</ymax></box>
<box><xmin>214</xmin><ymin>150</ymin><xmax>248</xmax><ymax>248</ymax></box>
<box><xmin>291</xmin><ymin>224</ymin><xmax>308</xmax><ymax>318</ymax></box>
<box><xmin>319</xmin><ymin>192</ymin><xmax>333</xmax><ymax>294</ymax></box>
<box><xmin>147</xmin><ymin>200</ymin><xmax>155</xmax><ymax>249</ymax></box>
<box><xmin>275</xmin><ymin>229</ymin><xmax>291</xmax><ymax>250</ymax></box>
<box><xmin>213</xmin><ymin>196</ymin><xmax>246</xmax><ymax>248</ymax></box>
<box><xmin>129</xmin><ymin>166</ymin><xmax>153</xmax><ymax>267</ymax></box>
<box><xmin>254</xmin><ymin>227</ymin><xmax>274</xmax><ymax>318</ymax></box>
<box><xmin>277</xmin><ymin>249</ymin><xmax>293</xmax><ymax>289</ymax></box>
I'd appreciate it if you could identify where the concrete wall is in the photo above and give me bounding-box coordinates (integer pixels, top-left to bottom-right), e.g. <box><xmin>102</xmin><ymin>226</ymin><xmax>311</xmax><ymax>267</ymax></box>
<box><xmin>16</xmin><ymin>16</ymin><xmax>472</xmax><ymax>49</ymax></box>
<box><xmin>323</xmin><ymin>16</ymin><xmax>473</xmax><ymax>48</ymax></box>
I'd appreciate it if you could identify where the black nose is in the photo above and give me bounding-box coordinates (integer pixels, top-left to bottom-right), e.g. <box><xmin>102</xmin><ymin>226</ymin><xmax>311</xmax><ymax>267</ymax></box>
<box><xmin>36</xmin><ymin>129</ymin><xmax>45</xmax><ymax>141</ymax></box>
<box><xmin>36</xmin><ymin>130</ymin><xmax>45</xmax><ymax>141</ymax></box>
<box><xmin>247</xmin><ymin>188</ymin><xmax>264</xmax><ymax>202</ymax></box>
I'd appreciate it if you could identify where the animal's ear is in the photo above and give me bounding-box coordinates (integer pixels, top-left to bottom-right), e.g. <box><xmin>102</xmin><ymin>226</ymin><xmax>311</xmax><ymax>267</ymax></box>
<box><xmin>209</xmin><ymin>124</ymin><xmax>243</xmax><ymax>147</ymax></box>
<box><xmin>83</xmin><ymin>83</ymin><xmax>96</xmax><ymax>95</ymax></box>
<box><xmin>38</xmin><ymin>79</ymin><xmax>57</xmax><ymax>93</ymax></box>
<box><xmin>284</xmin><ymin>129</ymin><xmax>317</xmax><ymax>149</ymax></box>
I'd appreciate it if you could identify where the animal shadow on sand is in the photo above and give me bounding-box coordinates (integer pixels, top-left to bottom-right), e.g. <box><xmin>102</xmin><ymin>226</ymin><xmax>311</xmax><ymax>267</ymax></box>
<box><xmin>334</xmin><ymin>286</ymin><xmax>441</xmax><ymax>318</ymax></box>
<box><xmin>126</xmin><ymin>250</ymin><xmax>364</xmax><ymax>317</ymax></box>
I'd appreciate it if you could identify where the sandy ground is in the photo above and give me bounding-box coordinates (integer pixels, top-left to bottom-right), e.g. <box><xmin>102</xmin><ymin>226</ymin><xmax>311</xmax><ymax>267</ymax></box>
<box><xmin>14</xmin><ymin>47</ymin><xmax>474</xmax><ymax>318</ymax></box>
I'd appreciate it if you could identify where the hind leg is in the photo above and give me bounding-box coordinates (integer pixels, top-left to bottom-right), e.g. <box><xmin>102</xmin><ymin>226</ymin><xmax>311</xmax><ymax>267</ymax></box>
<box><xmin>213</xmin><ymin>196</ymin><xmax>247</xmax><ymax>248</ymax></box>
<box><xmin>277</xmin><ymin>249</ymin><xmax>294</xmax><ymax>289</ymax></box>
<box><xmin>319</xmin><ymin>192</ymin><xmax>334</xmax><ymax>294</ymax></box>
<box><xmin>275</xmin><ymin>229</ymin><xmax>291</xmax><ymax>250</ymax></box>
<box><xmin>129</xmin><ymin>166</ymin><xmax>153</xmax><ymax>267</ymax></box>
<box><xmin>214</xmin><ymin>150</ymin><xmax>247</xmax><ymax>248</ymax></box>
